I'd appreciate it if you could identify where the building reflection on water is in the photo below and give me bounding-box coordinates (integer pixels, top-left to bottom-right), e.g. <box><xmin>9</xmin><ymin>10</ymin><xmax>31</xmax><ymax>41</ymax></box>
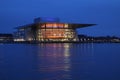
<box><xmin>36</xmin><ymin>43</ymin><xmax>72</xmax><ymax>80</ymax></box>
<box><xmin>1</xmin><ymin>44</ymin><xmax>120</xmax><ymax>80</ymax></box>
<box><xmin>30</xmin><ymin>43</ymin><xmax>94</xmax><ymax>80</ymax></box>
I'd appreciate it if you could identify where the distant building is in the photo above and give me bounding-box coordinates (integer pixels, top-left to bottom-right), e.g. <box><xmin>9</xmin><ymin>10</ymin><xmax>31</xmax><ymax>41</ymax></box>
<box><xmin>14</xmin><ymin>17</ymin><xmax>95</xmax><ymax>42</ymax></box>
<box><xmin>0</xmin><ymin>34</ymin><xmax>13</xmax><ymax>42</ymax></box>
<box><xmin>78</xmin><ymin>34</ymin><xmax>120</xmax><ymax>43</ymax></box>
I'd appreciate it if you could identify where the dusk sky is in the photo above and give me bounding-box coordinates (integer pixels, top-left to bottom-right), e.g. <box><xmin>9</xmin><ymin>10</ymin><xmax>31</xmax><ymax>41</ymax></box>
<box><xmin>0</xmin><ymin>0</ymin><xmax>120</xmax><ymax>37</ymax></box>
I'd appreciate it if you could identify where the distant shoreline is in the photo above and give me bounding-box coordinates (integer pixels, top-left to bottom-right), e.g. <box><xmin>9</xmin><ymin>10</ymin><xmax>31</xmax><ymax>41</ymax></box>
<box><xmin>0</xmin><ymin>41</ymin><xmax>120</xmax><ymax>44</ymax></box>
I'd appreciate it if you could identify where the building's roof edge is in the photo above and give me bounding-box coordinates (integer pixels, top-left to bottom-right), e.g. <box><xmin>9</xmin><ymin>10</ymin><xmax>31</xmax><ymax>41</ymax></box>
<box><xmin>15</xmin><ymin>22</ymin><xmax>96</xmax><ymax>29</ymax></box>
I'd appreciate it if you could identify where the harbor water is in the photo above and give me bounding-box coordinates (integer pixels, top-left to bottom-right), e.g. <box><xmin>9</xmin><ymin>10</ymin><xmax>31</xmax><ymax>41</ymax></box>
<box><xmin>0</xmin><ymin>43</ymin><xmax>120</xmax><ymax>80</ymax></box>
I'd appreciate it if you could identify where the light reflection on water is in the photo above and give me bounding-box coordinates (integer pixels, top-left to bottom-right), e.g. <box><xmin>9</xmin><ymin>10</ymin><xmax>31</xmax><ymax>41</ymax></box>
<box><xmin>36</xmin><ymin>43</ymin><xmax>72</xmax><ymax>80</ymax></box>
<box><xmin>33</xmin><ymin>43</ymin><xmax>94</xmax><ymax>80</ymax></box>
<box><xmin>0</xmin><ymin>43</ymin><xmax>96</xmax><ymax>80</ymax></box>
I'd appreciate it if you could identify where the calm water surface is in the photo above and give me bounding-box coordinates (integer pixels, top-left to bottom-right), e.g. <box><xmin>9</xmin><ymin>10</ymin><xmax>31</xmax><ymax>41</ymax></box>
<box><xmin>0</xmin><ymin>43</ymin><xmax>120</xmax><ymax>80</ymax></box>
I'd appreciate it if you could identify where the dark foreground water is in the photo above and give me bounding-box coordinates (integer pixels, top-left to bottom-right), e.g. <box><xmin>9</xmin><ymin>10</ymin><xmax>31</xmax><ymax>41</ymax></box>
<box><xmin>0</xmin><ymin>43</ymin><xmax>120</xmax><ymax>80</ymax></box>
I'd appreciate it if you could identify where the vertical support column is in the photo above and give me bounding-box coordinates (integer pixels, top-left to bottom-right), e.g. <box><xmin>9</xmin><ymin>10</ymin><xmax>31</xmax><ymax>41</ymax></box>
<box><xmin>73</xmin><ymin>28</ymin><xmax>79</xmax><ymax>41</ymax></box>
<box><xmin>45</xmin><ymin>23</ymin><xmax>46</xmax><ymax>42</ymax></box>
<box><xmin>23</xmin><ymin>27</ymin><xmax>25</xmax><ymax>41</ymax></box>
<box><xmin>39</xmin><ymin>24</ymin><xmax>42</xmax><ymax>41</ymax></box>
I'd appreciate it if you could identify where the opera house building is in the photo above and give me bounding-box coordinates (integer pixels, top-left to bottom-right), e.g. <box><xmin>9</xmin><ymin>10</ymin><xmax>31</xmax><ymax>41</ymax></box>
<box><xmin>14</xmin><ymin>17</ymin><xmax>95</xmax><ymax>42</ymax></box>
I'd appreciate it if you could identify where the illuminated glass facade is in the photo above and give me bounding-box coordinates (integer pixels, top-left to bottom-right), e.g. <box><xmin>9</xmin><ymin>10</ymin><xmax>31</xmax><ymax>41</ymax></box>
<box><xmin>14</xmin><ymin>17</ymin><xmax>95</xmax><ymax>42</ymax></box>
<box><xmin>37</xmin><ymin>24</ymin><xmax>78</xmax><ymax>42</ymax></box>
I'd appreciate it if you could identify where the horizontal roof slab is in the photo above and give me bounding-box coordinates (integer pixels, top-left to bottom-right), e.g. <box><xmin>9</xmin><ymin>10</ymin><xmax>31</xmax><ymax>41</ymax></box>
<box><xmin>15</xmin><ymin>22</ymin><xmax>96</xmax><ymax>29</ymax></box>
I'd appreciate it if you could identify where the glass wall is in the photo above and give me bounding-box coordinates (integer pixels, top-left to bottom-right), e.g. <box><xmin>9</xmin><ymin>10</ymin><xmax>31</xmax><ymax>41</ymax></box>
<box><xmin>15</xmin><ymin>23</ymin><xmax>79</xmax><ymax>42</ymax></box>
<box><xmin>37</xmin><ymin>28</ymin><xmax>78</xmax><ymax>42</ymax></box>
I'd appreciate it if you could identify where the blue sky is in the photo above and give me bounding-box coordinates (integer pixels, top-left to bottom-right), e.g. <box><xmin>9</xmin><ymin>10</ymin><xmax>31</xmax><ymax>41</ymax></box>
<box><xmin>0</xmin><ymin>0</ymin><xmax>120</xmax><ymax>37</ymax></box>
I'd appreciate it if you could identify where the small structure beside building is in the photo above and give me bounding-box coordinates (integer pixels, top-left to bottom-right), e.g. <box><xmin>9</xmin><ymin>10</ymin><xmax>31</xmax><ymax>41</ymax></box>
<box><xmin>0</xmin><ymin>34</ymin><xmax>13</xmax><ymax>42</ymax></box>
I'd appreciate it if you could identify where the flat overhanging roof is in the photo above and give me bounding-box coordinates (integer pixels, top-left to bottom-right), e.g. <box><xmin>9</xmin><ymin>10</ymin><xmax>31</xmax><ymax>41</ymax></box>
<box><xmin>15</xmin><ymin>22</ymin><xmax>96</xmax><ymax>29</ymax></box>
<box><xmin>68</xmin><ymin>23</ymin><xmax>96</xmax><ymax>29</ymax></box>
